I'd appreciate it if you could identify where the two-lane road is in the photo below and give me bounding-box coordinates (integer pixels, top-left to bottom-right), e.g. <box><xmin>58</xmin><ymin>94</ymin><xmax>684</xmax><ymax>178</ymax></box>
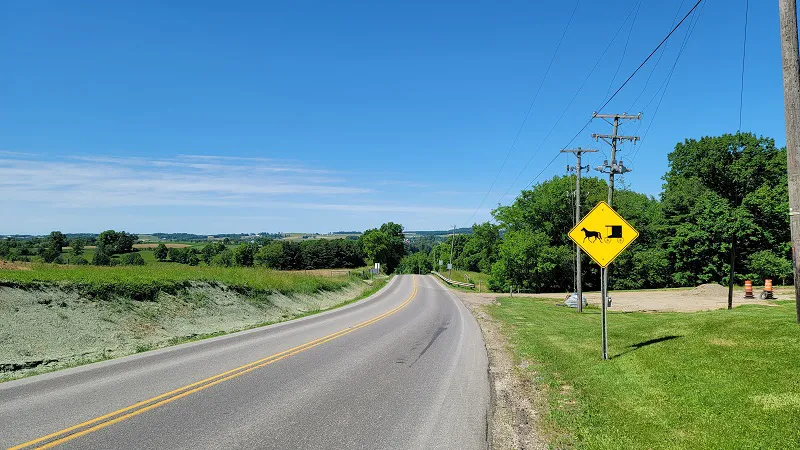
<box><xmin>1</xmin><ymin>275</ymin><xmax>490</xmax><ymax>449</ymax></box>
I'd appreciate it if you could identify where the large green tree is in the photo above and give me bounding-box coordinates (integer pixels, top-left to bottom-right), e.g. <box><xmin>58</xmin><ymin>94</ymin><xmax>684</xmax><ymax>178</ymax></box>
<box><xmin>359</xmin><ymin>222</ymin><xmax>405</xmax><ymax>273</ymax></box>
<box><xmin>662</xmin><ymin>133</ymin><xmax>789</xmax><ymax>286</ymax></box>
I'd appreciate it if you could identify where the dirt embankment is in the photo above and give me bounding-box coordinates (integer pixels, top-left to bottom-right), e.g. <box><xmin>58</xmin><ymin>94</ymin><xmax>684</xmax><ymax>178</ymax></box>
<box><xmin>0</xmin><ymin>282</ymin><xmax>367</xmax><ymax>380</ymax></box>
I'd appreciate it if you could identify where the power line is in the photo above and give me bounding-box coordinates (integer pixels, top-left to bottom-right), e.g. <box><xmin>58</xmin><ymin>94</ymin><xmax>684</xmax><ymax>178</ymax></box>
<box><xmin>502</xmin><ymin>0</ymin><xmax>706</xmax><ymax>208</ymax></box>
<box><xmin>629</xmin><ymin>1</ymin><xmax>707</xmax><ymax>162</ymax></box>
<box><xmin>606</xmin><ymin>0</ymin><xmax>643</xmax><ymax>97</ymax></box>
<box><xmin>738</xmin><ymin>0</ymin><xmax>749</xmax><ymax>132</ymax></box>
<box><xmin>594</xmin><ymin>0</ymin><xmax>704</xmax><ymax>115</ymax></box>
<box><xmin>461</xmin><ymin>0</ymin><xmax>582</xmax><ymax>227</ymax></box>
<box><xmin>628</xmin><ymin>0</ymin><xmax>687</xmax><ymax>111</ymax></box>
<box><xmin>488</xmin><ymin>2</ymin><xmax>645</xmax><ymax>215</ymax></box>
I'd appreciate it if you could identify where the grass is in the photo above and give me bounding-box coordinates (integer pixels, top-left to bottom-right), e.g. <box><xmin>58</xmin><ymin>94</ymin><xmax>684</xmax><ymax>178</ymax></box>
<box><xmin>0</xmin><ymin>263</ymin><xmax>351</xmax><ymax>301</ymax></box>
<box><xmin>432</xmin><ymin>269</ymin><xmax>490</xmax><ymax>291</ymax></box>
<box><xmin>489</xmin><ymin>297</ymin><xmax>800</xmax><ymax>449</ymax></box>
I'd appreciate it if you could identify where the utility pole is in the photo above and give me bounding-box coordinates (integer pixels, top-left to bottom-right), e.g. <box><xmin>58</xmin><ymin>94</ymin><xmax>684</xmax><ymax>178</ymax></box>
<box><xmin>593</xmin><ymin>112</ymin><xmax>640</xmax><ymax>359</ymax></box>
<box><xmin>449</xmin><ymin>224</ymin><xmax>456</xmax><ymax>279</ymax></box>
<box><xmin>780</xmin><ymin>0</ymin><xmax>800</xmax><ymax>323</ymax></box>
<box><xmin>561</xmin><ymin>147</ymin><xmax>598</xmax><ymax>313</ymax></box>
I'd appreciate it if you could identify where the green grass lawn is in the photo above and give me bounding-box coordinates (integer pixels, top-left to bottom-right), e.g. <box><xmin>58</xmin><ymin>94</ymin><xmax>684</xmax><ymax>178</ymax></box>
<box><xmin>489</xmin><ymin>297</ymin><xmax>800</xmax><ymax>449</ymax></box>
<box><xmin>0</xmin><ymin>263</ymin><xmax>351</xmax><ymax>300</ymax></box>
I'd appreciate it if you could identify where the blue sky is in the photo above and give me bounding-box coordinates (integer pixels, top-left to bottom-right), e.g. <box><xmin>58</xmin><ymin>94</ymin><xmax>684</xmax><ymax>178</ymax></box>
<box><xmin>0</xmin><ymin>1</ymin><xmax>787</xmax><ymax>234</ymax></box>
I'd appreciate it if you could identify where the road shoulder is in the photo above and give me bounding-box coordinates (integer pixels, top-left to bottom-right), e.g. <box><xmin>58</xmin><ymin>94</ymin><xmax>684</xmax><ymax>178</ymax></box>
<box><xmin>446</xmin><ymin>285</ymin><xmax>547</xmax><ymax>450</ymax></box>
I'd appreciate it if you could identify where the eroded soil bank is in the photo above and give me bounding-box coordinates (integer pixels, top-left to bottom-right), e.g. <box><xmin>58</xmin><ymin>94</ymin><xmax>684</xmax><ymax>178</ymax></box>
<box><xmin>0</xmin><ymin>281</ymin><xmax>370</xmax><ymax>380</ymax></box>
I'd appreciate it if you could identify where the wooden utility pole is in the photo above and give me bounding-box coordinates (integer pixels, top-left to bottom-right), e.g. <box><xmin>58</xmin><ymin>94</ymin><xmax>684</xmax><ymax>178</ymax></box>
<box><xmin>449</xmin><ymin>224</ymin><xmax>456</xmax><ymax>279</ymax></box>
<box><xmin>779</xmin><ymin>0</ymin><xmax>800</xmax><ymax>323</ymax></box>
<box><xmin>561</xmin><ymin>147</ymin><xmax>598</xmax><ymax>313</ymax></box>
<box><xmin>593</xmin><ymin>113</ymin><xmax>640</xmax><ymax>314</ymax></box>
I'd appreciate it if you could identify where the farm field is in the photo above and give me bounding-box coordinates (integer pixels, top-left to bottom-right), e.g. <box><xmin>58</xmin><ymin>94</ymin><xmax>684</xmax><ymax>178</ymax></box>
<box><xmin>487</xmin><ymin>296</ymin><xmax>800</xmax><ymax>448</ymax></box>
<box><xmin>280</xmin><ymin>233</ymin><xmax>360</xmax><ymax>241</ymax></box>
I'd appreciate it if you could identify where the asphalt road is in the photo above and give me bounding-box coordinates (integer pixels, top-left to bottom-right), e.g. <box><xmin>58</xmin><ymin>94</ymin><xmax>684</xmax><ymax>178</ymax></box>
<box><xmin>1</xmin><ymin>275</ymin><xmax>490</xmax><ymax>449</ymax></box>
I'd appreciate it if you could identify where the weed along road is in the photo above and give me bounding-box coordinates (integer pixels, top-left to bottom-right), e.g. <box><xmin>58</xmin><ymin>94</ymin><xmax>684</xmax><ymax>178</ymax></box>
<box><xmin>0</xmin><ymin>275</ymin><xmax>489</xmax><ymax>449</ymax></box>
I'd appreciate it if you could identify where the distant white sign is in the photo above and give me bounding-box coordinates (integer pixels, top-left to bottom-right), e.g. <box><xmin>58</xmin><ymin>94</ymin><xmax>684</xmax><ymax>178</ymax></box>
<box><xmin>439</xmin><ymin>260</ymin><xmax>443</xmax><ymax>266</ymax></box>
<box><xmin>447</xmin><ymin>263</ymin><xmax>452</xmax><ymax>270</ymax></box>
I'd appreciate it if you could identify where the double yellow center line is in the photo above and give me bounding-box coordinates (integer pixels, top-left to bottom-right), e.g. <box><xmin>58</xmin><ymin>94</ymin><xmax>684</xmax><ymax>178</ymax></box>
<box><xmin>11</xmin><ymin>277</ymin><xmax>418</xmax><ymax>450</ymax></box>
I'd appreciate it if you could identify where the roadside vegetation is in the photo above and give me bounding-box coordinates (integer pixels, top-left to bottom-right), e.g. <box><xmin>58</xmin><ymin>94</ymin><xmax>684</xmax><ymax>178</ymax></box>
<box><xmin>0</xmin><ymin>260</ymin><xmax>390</xmax><ymax>381</ymax></box>
<box><xmin>399</xmin><ymin>132</ymin><xmax>791</xmax><ymax>292</ymax></box>
<box><xmin>0</xmin><ymin>263</ymin><xmax>354</xmax><ymax>300</ymax></box>
<box><xmin>489</xmin><ymin>297</ymin><xmax>800</xmax><ymax>448</ymax></box>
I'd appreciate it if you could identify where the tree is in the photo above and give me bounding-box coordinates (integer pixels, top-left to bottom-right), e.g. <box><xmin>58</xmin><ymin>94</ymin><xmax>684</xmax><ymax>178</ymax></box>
<box><xmin>256</xmin><ymin>241</ymin><xmax>285</xmax><ymax>268</ymax></box>
<box><xmin>120</xmin><ymin>252</ymin><xmax>145</xmax><ymax>265</ymax></box>
<box><xmin>747</xmin><ymin>250</ymin><xmax>793</xmax><ymax>285</ymax></box>
<box><xmin>233</xmin><ymin>243</ymin><xmax>256</xmax><ymax>267</ymax></box>
<box><xmin>168</xmin><ymin>247</ymin><xmax>190</xmax><ymax>264</ymax></box>
<box><xmin>49</xmin><ymin>231</ymin><xmax>67</xmax><ymax>252</ymax></box>
<box><xmin>397</xmin><ymin>252</ymin><xmax>431</xmax><ymax>274</ymax></box>
<box><xmin>661</xmin><ymin>133</ymin><xmax>788</xmax><ymax>286</ymax></box>
<box><xmin>97</xmin><ymin>230</ymin><xmax>138</xmax><ymax>255</ymax></box>
<box><xmin>212</xmin><ymin>249</ymin><xmax>234</xmax><ymax>267</ymax></box>
<box><xmin>201</xmin><ymin>242</ymin><xmax>226</xmax><ymax>265</ymax></box>
<box><xmin>70</xmin><ymin>238</ymin><xmax>85</xmax><ymax>256</ymax></box>
<box><xmin>154</xmin><ymin>243</ymin><xmax>168</xmax><ymax>261</ymax></box>
<box><xmin>92</xmin><ymin>251</ymin><xmax>112</xmax><ymax>266</ymax></box>
<box><xmin>188</xmin><ymin>252</ymin><xmax>200</xmax><ymax>266</ymax></box>
<box><xmin>358</xmin><ymin>222</ymin><xmax>405</xmax><ymax>273</ymax></box>
<box><xmin>70</xmin><ymin>255</ymin><xmax>89</xmax><ymax>265</ymax></box>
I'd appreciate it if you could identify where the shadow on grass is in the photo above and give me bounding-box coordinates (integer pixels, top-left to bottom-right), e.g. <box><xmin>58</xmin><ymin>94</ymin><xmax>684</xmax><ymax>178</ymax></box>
<box><xmin>613</xmin><ymin>335</ymin><xmax>682</xmax><ymax>359</ymax></box>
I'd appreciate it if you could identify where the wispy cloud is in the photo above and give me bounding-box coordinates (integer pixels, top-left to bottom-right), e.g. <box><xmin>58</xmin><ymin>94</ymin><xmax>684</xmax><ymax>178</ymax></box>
<box><xmin>0</xmin><ymin>154</ymin><xmax>367</xmax><ymax>208</ymax></box>
<box><xmin>1</xmin><ymin>152</ymin><xmax>488</xmax><ymax>233</ymax></box>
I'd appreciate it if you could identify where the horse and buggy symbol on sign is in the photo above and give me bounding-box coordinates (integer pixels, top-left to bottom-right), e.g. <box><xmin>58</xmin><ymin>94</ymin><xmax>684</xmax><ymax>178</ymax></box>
<box><xmin>580</xmin><ymin>225</ymin><xmax>624</xmax><ymax>244</ymax></box>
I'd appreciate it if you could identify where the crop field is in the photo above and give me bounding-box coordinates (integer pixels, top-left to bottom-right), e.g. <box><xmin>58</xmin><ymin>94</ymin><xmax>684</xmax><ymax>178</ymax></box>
<box><xmin>489</xmin><ymin>297</ymin><xmax>800</xmax><ymax>448</ymax></box>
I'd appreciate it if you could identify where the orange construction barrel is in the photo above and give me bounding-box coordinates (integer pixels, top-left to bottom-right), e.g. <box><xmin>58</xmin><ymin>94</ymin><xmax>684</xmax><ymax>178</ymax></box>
<box><xmin>765</xmin><ymin>279</ymin><xmax>773</xmax><ymax>293</ymax></box>
<box><xmin>744</xmin><ymin>280</ymin><xmax>754</xmax><ymax>298</ymax></box>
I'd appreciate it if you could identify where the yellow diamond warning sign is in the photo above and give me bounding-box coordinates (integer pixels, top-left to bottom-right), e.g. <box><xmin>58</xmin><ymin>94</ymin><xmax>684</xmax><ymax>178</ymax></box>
<box><xmin>568</xmin><ymin>201</ymin><xmax>639</xmax><ymax>268</ymax></box>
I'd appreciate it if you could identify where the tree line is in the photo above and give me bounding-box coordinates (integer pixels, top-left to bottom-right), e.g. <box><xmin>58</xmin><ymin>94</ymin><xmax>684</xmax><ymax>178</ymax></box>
<box><xmin>154</xmin><ymin>239</ymin><xmax>366</xmax><ymax>269</ymax></box>
<box><xmin>399</xmin><ymin>132</ymin><xmax>792</xmax><ymax>292</ymax></box>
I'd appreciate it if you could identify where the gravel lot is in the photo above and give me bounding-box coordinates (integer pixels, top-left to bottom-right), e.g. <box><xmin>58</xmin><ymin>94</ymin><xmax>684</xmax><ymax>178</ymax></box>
<box><xmin>462</xmin><ymin>283</ymin><xmax>787</xmax><ymax>313</ymax></box>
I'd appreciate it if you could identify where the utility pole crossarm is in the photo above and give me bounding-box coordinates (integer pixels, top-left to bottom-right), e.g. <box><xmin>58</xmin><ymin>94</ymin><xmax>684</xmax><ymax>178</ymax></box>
<box><xmin>592</xmin><ymin>133</ymin><xmax>640</xmax><ymax>142</ymax></box>
<box><xmin>592</xmin><ymin>112</ymin><xmax>642</xmax><ymax>120</ymax></box>
<box><xmin>560</xmin><ymin>148</ymin><xmax>598</xmax><ymax>154</ymax></box>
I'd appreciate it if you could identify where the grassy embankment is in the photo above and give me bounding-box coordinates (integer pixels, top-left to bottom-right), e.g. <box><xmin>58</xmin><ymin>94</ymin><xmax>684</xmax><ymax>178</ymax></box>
<box><xmin>489</xmin><ymin>297</ymin><xmax>800</xmax><ymax>448</ymax></box>
<box><xmin>0</xmin><ymin>264</ymin><xmax>385</xmax><ymax>380</ymax></box>
<box><xmin>0</xmin><ymin>263</ymin><xmax>351</xmax><ymax>300</ymax></box>
<box><xmin>432</xmin><ymin>269</ymin><xmax>490</xmax><ymax>291</ymax></box>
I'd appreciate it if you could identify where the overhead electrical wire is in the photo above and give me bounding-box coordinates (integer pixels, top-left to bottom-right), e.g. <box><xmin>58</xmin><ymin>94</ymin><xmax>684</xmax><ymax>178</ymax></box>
<box><xmin>486</xmin><ymin>1</ymin><xmax>647</xmax><ymax>217</ymax></box>
<box><xmin>501</xmin><ymin>0</ymin><xmax>706</xmax><ymax>208</ymax></box>
<box><xmin>629</xmin><ymin>1</ymin><xmax>707</xmax><ymax>163</ymax></box>
<box><xmin>628</xmin><ymin>0</ymin><xmax>688</xmax><ymax>111</ymax></box>
<box><xmin>606</xmin><ymin>0</ymin><xmax>643</xmax><ymax>98</ymax></box>
<box><xmin>460</xmin><ymin>0</ymin><xmax>582</xmax><ymax>227</ymax></box>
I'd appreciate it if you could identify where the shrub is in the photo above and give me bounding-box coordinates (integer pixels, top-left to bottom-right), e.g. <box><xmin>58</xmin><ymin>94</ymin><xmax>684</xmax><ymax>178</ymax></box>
<box><xmin>212</xmin><ymin>249</ymin><xmax>234</xmax><ymax>267</ymax></box>
<box><xmin>70</xmin><ymin>256</ymin><xmax>89</xmax><ymax>265</ymax></box>
<box><xmin>93</xmin><ymin>251</ymin><xmax>112</xmax><ymax>266</ymax></box>
<box><xmin>154</xmin><ymin>243</ymin><xmax>168</xmax><ymax>261</ymax></box>
<box><xmin>120</xmin><ymin>252</ymin><xmax>146</xmax><ymax>266</ymax></box>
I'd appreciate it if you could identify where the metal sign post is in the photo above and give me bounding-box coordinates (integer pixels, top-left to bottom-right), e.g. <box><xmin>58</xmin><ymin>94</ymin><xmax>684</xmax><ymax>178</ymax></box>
<box><xmin>601</xmin><ymin>267</ymin><xmax>608</xmax><ymax>360</ymax></box>
<box><xmin>568</xmin><ymin>201</ymin><xmax>639</xmax><ymax>360</ymax></box>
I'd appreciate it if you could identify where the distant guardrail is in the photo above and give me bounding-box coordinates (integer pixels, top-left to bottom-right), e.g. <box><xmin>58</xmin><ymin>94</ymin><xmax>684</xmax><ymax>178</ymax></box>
<box><xmin>431</xmin><ymin>271</ymin><xmax>475</xmax><ymax>289</ymax></box>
